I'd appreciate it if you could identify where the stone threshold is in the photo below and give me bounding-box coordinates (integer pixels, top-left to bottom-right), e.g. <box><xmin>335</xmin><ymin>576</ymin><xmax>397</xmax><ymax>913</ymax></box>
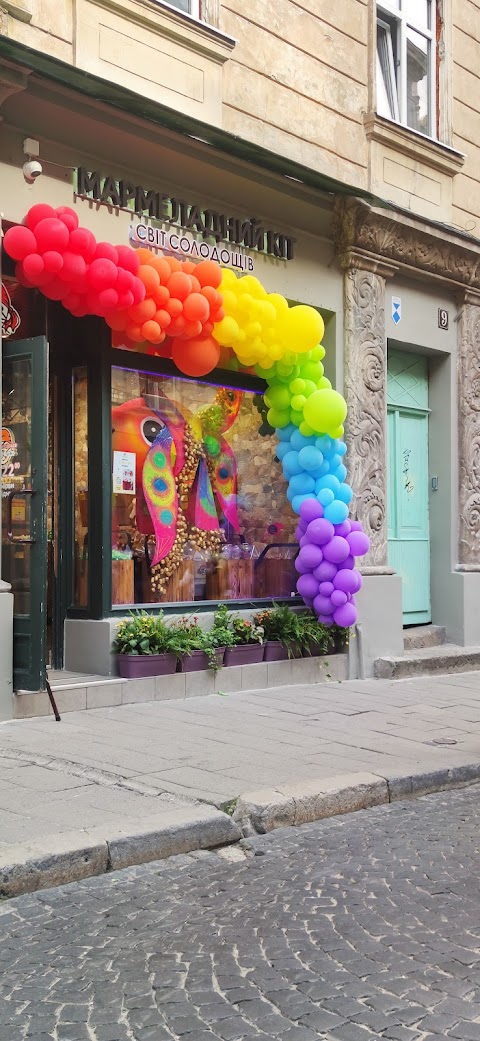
<box><xmin>13</xmin><ymin>654</ymin><xmax>348</xmax><ymax>718</ymax></box>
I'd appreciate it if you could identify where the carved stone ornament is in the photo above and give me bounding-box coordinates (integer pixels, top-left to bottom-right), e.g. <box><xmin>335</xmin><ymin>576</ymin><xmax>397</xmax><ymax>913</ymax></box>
<box><xmin>343</xmin><ymin>267</ymin><xmax>388</xmax><ymax>569</ymax></box>
<box><xmin>458</xmin><ymin>294</ymin><xmax>480</xmax><ymax>567</ymax></box>
<box><xmin>335</xmin><ymin>196</ymin><xmax>480</xmax><ymax>290</ymax></box>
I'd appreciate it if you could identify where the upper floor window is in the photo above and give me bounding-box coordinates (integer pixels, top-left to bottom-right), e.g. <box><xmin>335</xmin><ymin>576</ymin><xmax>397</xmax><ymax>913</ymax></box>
<box><xmin>376</xmin><ymin>1</ymin><xmax>436</xmax><ymax>137</ymax></box>
<box><xmin>163</xmin><ymin>0</ymin><xmax>200</xmax><ymax>15</ymax></box>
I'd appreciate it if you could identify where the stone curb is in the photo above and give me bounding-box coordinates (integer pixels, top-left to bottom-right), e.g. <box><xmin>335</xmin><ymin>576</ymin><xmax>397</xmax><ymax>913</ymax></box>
<box><xmin>233</xmin><ymin>763</ymin><xmax>480</xmax><ymax>835</ymax></box>
<box><xmin>0</xmin><ymin>805</ymin><xmax>241</xmax><ymax>899</ymax></box>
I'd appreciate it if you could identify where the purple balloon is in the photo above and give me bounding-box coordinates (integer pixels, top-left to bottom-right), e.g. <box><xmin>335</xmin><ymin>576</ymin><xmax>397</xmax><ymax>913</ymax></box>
<box><xmin>295</xmin><ymin>525</ymin><xmax>305</xmax><ymax>541</ymax></box>
<box><xmin>347</xmin><ymin>530</ymin><xmax>370</xmax><ymax>557</ymax></box>
<box><xmin>317</xmin><ymin>614</ymin><xmax>334</xmax><ymax>625</ymax></box>
<box><xmin>306</xmin><ymin>518</ymin><xmax>335</xmax><ymax>546</ymax></box>
<box><xmin>299</xmin><ymin>535</ymin><xmax>308</xmax><ymax>548</ymax></box>
<box><xmin>331</xmin><ymin>589</ymin><xmax>348</xmax><ymax>607</ymax></box>
<box><xmin>350</xmin><ymin>520</ymin><xmax>363</xmax><ymax>532</ymax></box>
<box><xmin>299</xmin><ymin>498</ymin><xmax>324</xmax><ymax>523</ymax></box>
<box><xmin>295</xmin><ymin>558</ymin><xmax>310</xmax><ymax>575</ymax></box>
<box><xmin>303</xmin><ymin>597</ymin><xmax>314</xmax><ymax>608</ymax></box>
<box><xmin>313</xmin><ymin>560</ymin><xmax>337</xmax><ymax>582</ymax></box>
<box><xmin>296</xmin><ymin>544</ymin><xmax>324</xmax><ymax>571</ymax></box>
<box><xmin>342</xmin><ymin>554</ymin><xmax>355</xmax><ymax>570</ymax></box>
<box><xmin>335</xmin><ymin>520</ymin><xmax>352</xmax><ymax>537</ymax></box>
<box><xmin>333</xmin><ymin>568</ymin><xmax>360</xmax><ymax>594</ymax></box>
<box><xmin>297</xmin><ymin>573</ymin><xmax>320</xmax><ymax>599</ymax></box>
<box><xmin>313</xmin><ymin>593</ymin><xmax>335</xmax><ymax>616</ymax></box>
<box><xmin>333</xmin><ymin>602</ymin><xmax>357</xmax><ymax>627</ymax></box>
<box><xmin>319</xmin><ymin>581</ymin><xmax>334</xmax><ymax>596</ymax></box>
<box><xmin>323</xmin><ymin>535</ymin><xmax>351</xmax><ymax>564</ymax></box>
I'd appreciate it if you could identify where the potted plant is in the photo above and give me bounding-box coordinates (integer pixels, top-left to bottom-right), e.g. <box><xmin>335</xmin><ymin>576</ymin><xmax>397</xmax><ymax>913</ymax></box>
<box><xmin>113</xmin><ymin>611</ymin><xmax>180</xmax><ymax>678</ymax></box>
<box><xmin>254</xmin><ymin>604</ymin><xmax>303</xmax><ymax>661</ymax></box>
<box><xmin>175</xmin><ymin>615</ymin><xmax>225</xmax><ymax>673</ymax></box>
<box><xmin>221</xmin><ymin>608</ymin><xmax>265</xmax><ymax>667</ymax></box>
<box><xmin>298</xmin><ymin>612</ymin><xmax>331</xmax><ymax>657</ymax></box>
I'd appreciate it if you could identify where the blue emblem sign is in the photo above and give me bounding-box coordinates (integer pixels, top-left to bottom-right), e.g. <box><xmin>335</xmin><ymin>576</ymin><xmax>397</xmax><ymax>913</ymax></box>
<box><xmin>392</xmin><ymin>297</ymin><xmax>401</xmax><ymax>325</ymax></box>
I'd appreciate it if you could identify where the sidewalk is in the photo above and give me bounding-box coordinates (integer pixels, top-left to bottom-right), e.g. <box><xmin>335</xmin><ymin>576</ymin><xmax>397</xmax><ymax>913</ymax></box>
<box><xmin>2</xmin><ymin>670</ymin><xmax>480</xmax><ymax>894</ymax></box>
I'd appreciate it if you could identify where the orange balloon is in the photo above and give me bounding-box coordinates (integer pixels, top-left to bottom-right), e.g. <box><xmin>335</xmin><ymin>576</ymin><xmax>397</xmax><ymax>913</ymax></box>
<box><xmin>128</xmin><ymin>297</ymin><xmax>156</xmax><ymax>323</ymax></box>
<box><xmin>126</xmin><ymin>323</ymin><xmax>146</xmax><ymax>342</ymax></box>
<box><xmin>105</xmin><ymin>310</ymin><xmax>129</xmax><ymax>331</ymax></box>
<box><xmin>166</xmin><ymin>255</ymin><xmax>182</xmax><ymax>273</ymax></box>
<box><xmin>189</xmin><ymin>275</ymin><xmax>201</xmax><ymax>294</ymax></box>
<box><xmin>153</xmin><ymin>285</ymin><xmax>170</xmax><ymax>306</ymax></box>
<box><xmin>212</xmin><ymin>306</ymin><xmax>225</xmax><ymax>322</ymax></box>
<box><xmin>195</xmin><ymin>259</ymin><xmax>222</xmax><ymax>289</ymax></box>
<box><xmin>166</xmin><ymin>298</ymin><xmax>183</xmax><ymax>318</ymax></box>
<box><xmin>183</xmin><ymin>292</ymin><xmax>210</xmax><ymax>323</ymax></box>
<box><xmin>167</xmin><ymin>272</ymin><xmax>193</xmax><ymax>301</ymax></box>
<box><xmin>138</xmin><ymin>264</ymin><xmax>160</xmax><ymax>293</ymax></box>
<box><xmin>169</xmin><ymin>315</ymin><xmax>187</xmax><ymax>337</ymax></box>
<box><xmin>172</xmin><ymin>335</ymin><xmax>220</xmax><ymax>377</ymax></box>
<box><xmin>203</xmin><ymin>320</ymin><xmax>214</xmax><ymax>336</ymax></box>
<box><xmin>182</xmin><ymin>261</ymin><xmax>197</xmax><ymax>274</ymax></box>
<box><xmin>183</xmin><ymin>320</ymin><xmax>203</xmax><ymax>339</ymax></box>
<box><xmin>201</xmin><ymin>286</ymin><xmax>219</xmax><ymax>307</ymax></box>
<box><xmin>142</xmin><ymin>320</ymin><xmax>164</xmax><ymax>344</ymax></box>
<box><xmin>155</xmin><ymin>309</ymin><xmax>172</xmax><ymax>330</ymax></box>
<box><xmin>149</xmin><ymin>256</ymin><xmax>172</xmax><ymax>284</ymax></box>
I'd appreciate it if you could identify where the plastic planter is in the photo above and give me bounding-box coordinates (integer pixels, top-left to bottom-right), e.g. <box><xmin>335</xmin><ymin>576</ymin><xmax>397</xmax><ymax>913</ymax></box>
<box><xmin>224</xmin><ymin>643</ymin><xmax>265</xmax><ymax>667</ymax></box>
<box><xmin>117</xmin><ymin>652</ymin><xmax>177</xmax><ymax>679</ymax></box>
<box><xmin>180</xmin><ymin>647</ymin><xmax>225</xmax><ymax>672</ymax></box>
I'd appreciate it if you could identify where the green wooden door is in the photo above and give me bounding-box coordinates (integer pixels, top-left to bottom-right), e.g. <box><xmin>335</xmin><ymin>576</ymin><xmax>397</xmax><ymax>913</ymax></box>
<box><xmin>387</xmin><ymin>351</ymin><xmax>431</xmax><ymax>625</ymax></box>
<box><xmin>1</xmin><ymin>337</ymin><xmax>48</xmax><ymax>691</ymax></box>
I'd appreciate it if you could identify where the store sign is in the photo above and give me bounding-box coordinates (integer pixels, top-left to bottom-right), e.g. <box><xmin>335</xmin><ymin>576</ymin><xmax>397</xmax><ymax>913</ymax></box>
<box><xmin>1</xmin><ymin>283</ymin><xmax>21</xmax><ymax>339</ymax></box>
<box><xmin>76</xmin><ymin>167</ymin><xmax>295</xmax><ymax>262</ymax></box>
<box><xmin>1</xmin><ymin>426</ymin><xmax>21</xmax><ymax>495</ymax></box>
<box><xmin>130</xmin><ymin>222</ymin><xmax>255</xmax><ymax>271</ymax></box>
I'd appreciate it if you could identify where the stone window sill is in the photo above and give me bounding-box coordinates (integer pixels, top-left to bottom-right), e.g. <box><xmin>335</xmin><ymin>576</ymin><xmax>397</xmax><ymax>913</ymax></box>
<box><xmin>364</xmin><ymin>113</ymin><xmax>465</xmax><ymax>178</ymax></box>
<box><xmin>1</xmin><ymin>0</ymin><xmax>32</xmax><ymax>22</ymax></box>
<box><xmin>89</xmin><ymin>0</ymin><xmax>235</xmax><ymax>65</ymax></box>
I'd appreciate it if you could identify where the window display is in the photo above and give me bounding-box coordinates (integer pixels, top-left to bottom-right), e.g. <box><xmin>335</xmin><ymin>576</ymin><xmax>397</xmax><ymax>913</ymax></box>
<box><xmin>111</xmin><ymin>365</ymin><xmax>298</xmax><ymax>605</ymax></box>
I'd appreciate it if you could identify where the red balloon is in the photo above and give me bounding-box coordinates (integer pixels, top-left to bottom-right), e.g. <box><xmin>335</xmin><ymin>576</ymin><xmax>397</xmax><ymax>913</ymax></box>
<box><xmin>194</xmin><ymin>259</ymin><xmax>222</xmax><ymax>289</ymax></box>
<box><xmin>25</xmin><ymin>204</ymin><xmax>56</xmax><ymax>230</ymax></box>
<box><xmin>168</xmin><ymin>315</ymin><xmax>187</xmax><ymax>337</ymax></box>
<box><xmin>116</xmin><ymin>245</ymin><xmax>139</xmax><ymax>274</ymax></box>
<box><xmin>130</xmin><ymin>277</ymin><xmax>146</xmax><ymax>306</ymax></box>
<box><xmin>43</xmin><ymin>278</ymin><xmax>69</xmax><ymax>301</ymax></box>
<box><xmin>22</xmin><ymin>253</ymin><xmax>45</xmax><ymax>282</ymax></box>
<box><xmin>94</xmin><ymin>242</ymin><xmax>119</xmax><ymax>264</ymax></box>
<box><xmin>116</xmin><ymin>268</ymin><xmax>135</xmax><ymax>293</ymax></box>
<box><xmin>15</xmin><ymin>261</ymin><xmax>33</xmax><ymax>287</ymax></box>
<box><xmin>87</xmin><ymin>258</ymin><xmax>118</xmax><ymax>291</ymax></box>
<box><xmin>171</xmin><ymin>335</ymin><xmax>220</xmax><ymax>377</ymax></box>
<box><xmin>58</xmin><ymin>252</ymin><xmax>86</xmax><ymax>282</ymax></box>
<box><xmin>117</xmin><ymin>291</ymin><xmax>134</xmax><ymax>310</ymax></box>
<box><xmin>34</xmin><ymin>218</ymin><xmax>69</xmax><ymax>254</ymax></box>
<box><xmin>69</xmin><ymin>227</ymin><xmax>96</xmax><ymax>259</ymax></box>
<box><xmin>183</xmin><ymin>292</ymin><xmax>210</xmax><ymax>324</ymax></box>
<box><xmin>55</xmin><ymin>206</ymin><xmax>79</xmax><ymax>232</ymax></box>
<box><xmin>4</xmin><ymin>225</ymin><xmax>37</xmax><ymax>261</ymax></box>
<box><xmin>98</xmin><ymin>288</ymin><xmax>119</xmax><ymax>311</ymax></box>
<box><xmin>43</xmin><ymin>251</ymin><xmax>64</xmax><ymax>275</ymax></box>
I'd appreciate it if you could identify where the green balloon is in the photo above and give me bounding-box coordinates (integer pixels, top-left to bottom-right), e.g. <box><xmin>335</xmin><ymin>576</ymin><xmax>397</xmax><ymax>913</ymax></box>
<box><xmin>303</xmin><ymin>389</ymin><xmax>347</xmax><ymax>435</ymax></box>
<box><xmin>267</xmin><ymin>407</ymin><xmax>291</xmax><ymax>428</ymax></box>
<box><xmin>290</xmin><ymin>408</ymin><xmax>303</xmax><ymax>427</ymax></box>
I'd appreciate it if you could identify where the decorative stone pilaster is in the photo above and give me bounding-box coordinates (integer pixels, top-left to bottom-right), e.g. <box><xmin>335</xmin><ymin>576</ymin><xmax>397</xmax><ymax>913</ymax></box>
<box><xmin>458</xmin><ymin>292</ymin><xmax>480</xmax><ymax>569</ymax></box>
<box><xmin>342</xmin><ymin>258</ymin><xmax>396</xmax><ymax>571</ymax></box>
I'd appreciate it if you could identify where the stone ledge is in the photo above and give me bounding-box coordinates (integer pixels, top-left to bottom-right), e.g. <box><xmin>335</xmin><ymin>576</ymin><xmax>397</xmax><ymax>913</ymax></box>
<box><xmin>364</xmin><ymin>113</ymin><xmax>465</xmax><ymax>177</ymax></box>
<box><xmin>83</xmin><ymin>0</ymin><xmax>235</xmax><ymax>64</ymax></box>
<box><xmin>0</xmin><ymin>0</ymin><xmax>32</xmax><ymax>23</ymax></box>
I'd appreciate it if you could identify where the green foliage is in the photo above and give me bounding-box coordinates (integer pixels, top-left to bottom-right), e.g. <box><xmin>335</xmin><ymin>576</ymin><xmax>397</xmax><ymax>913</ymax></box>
<box><xmin>254</xmin><ymin>603</ymin><xmax>303</xmax><ymax>651</ymax></box>
<box><xmin>113</xmin><ymin>612</ymin><xmax>186</xmax><ymax>657</ymax></box>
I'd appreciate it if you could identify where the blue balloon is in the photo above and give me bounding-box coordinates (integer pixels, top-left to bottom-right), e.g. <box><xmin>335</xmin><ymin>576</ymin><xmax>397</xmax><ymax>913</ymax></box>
<box><xmin>292</xmin><ymin>493</ymin><xmax>312</xmax><ymax>514</ymax></box>
<box><xmin>337</xmin><ymin>483</ymin><xmax>353</xmax><ymax>504</ymax></box>
<box><xmin>289</xmin><ymin>472</ymin><xmax>315</xmax><ymax>496</ymax></box>
<box><xmin>298</xmin><ymin>446</ymin><xmax>323</xmax><ymax>472</ymax></box>
<box><xmin>334</xmin><ymin>464</ymin><xmax>348</xmax><ymax>483</ymax></box>
<box><xmin>291</xmin><ymin>430</ymin><xmax>315</xmax><ymax>452</ymax></box>
<box><xmin>316</xmin><ymin>474</ymin><xmax>340</xmax><ymax>494</ymax></box>
<box><xmin>276</xmin><ymin>443</ymin><xmax>291</xmax><ymax>461</ymax></box>
<box><xmin>316</xmin><ymin>435</ymin><xmax>334</xmax><ymax>456</ymax></box>
<box><xmin>329</xmin><ymin>454</ymin><xmax>342</xmax><ymax>472</ymax></box>
<box><xmin>316</xmin><ymin>487</ymin><xmax>335</xmax><ymax>506</ymax></box>
<box><xmin>310</xmin><ymin>461</ymin><xmax>328</xmax><ymax>480</ymax></box>
<box><xmin>336</xmin><ymin>440</ymin><xmax>347</xmax><ymax>457</ymax></box>
<box><xmin>324</xmin><ymin>499</ymin><xmax>349</xmax><ymax>525</ymax></box>
<box><xmin>277</xmin><ymin>423</ymin><xmax>296</xmax><ymax>442</ymax></box>
<box><xmin>282</xmin><ymin>451</ymin><xmax>302</xmax><ymax>477</ymax></box>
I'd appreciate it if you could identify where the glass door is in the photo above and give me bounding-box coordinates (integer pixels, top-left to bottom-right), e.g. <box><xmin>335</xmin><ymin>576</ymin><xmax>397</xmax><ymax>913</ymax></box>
<box><xmin>1</xmin><ymin>337</ymin><xmax>48</xmax><ymax>691</ymax></box>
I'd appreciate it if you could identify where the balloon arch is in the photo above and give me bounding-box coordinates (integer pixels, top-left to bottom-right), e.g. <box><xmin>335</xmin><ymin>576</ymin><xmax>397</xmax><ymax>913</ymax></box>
<box><xmin>4</xmin><ymin>204</ymin><xmax>370</xmax><ymax>626</ymax></box>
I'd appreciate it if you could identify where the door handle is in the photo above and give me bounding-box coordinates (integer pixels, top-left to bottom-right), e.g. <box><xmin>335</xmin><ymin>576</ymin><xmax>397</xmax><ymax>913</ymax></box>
<box><xmin>6</xmin><ymin>488</ymin><xmax>36</xmax><ymax>544</ymax></box>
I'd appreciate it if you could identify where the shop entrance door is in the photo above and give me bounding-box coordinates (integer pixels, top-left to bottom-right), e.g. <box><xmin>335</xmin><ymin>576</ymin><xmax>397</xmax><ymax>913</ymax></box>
<box><xmin>1</xmin><ymin>337</ymin><xmax>48</xmax><ymax>691</ymax></box>
<box><xmin>387</xmin><ymin>350</ymin><xmax>431</xmax><ymax>625</ymax></box>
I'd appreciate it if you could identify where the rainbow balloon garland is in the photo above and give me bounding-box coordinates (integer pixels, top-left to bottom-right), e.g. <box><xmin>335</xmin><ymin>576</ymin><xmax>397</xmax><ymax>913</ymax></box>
<box><xmin>4</xmin><ymin>204</ymin><xmax>370</xmax><ymax>626</ymax></box>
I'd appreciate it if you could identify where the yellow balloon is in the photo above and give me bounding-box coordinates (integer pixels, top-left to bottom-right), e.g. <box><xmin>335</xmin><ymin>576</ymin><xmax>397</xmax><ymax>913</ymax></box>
<box><xmin>282</xmin><ymin>305</ymin><xmax>325</xmax><ymax>353</ymax></box>
<box><xmin>238</xmin><ymin>275</ymin><xmax>266</xmax><ymax>299</ymax></box>
<box><xmin>220</xmin><ymin>269</ymin><xmax>238</xmax><ymax>289</ymax></box>
<box><xmin>214</xmin><ymin>316</ymin><xmax>240</xmax><ymax>346</ymax></box>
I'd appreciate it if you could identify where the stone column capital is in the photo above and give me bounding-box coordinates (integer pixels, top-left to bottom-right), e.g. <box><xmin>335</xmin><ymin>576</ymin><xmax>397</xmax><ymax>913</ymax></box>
<box><xmin>338</xmin><ymin>248</ymin><xmax>398</xmax><ymax>281</ymax></box>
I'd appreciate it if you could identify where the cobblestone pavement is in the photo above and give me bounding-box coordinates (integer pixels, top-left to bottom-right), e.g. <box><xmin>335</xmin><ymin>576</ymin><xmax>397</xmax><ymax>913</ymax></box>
<box><xmin>2</xmin><ymin>788</ymin><xmax>480</xmax><ymax>1041</ymax></box>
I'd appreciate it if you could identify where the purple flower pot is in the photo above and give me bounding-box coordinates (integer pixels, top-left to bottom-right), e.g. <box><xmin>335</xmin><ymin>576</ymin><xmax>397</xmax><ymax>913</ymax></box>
<box><xmin>224</xmin><ymin>643</ymin><xmax>265</xmax><ymax>667</ymax></box>
<box><xmin>117</xmin><ymin>652</ymin><xmax>177</xmax><ymax>679</ymax></box>
<box><xmin>180</xmin><ymin>648</ymin><xmax>225</xmax><ymax>672</ymax></box>
<box><xmin>263</xmin><ymin>640</ymin><xmax>289</xmax><ymax>662</ymax></box>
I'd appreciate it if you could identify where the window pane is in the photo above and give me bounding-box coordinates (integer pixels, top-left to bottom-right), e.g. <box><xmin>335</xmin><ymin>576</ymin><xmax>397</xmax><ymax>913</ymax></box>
<box><xmin>402</xmin><ymin>0</ymin><xmax>431</xmax><ymax>30</ymax></box>
<box><xmin>1</xmin><ymin>357</ymin><xmax>32</xmax><ymax>615</ymax></box>
<box><xmin>111</xmin><ymin>367</ymin><xmax>298</xmax><ymax>606</ymax></box>
<box><xmin>377</xmin><ymin>22</ymin><xmax>399</xmax><ymax>121</ymax></box>
<box><xmin>406</xmin><ymin>27</ymin><xmax>430</xmax><ymax>134</ymax></box>
<box><xmin>163</xmin><ymin>0</ymin><xmax>191</xmax><ymax>11</ymax></box>
<box><xmin>72</xmin><ymin>367</ymin><xmax>88</xmax><ymax>607</ymax></box>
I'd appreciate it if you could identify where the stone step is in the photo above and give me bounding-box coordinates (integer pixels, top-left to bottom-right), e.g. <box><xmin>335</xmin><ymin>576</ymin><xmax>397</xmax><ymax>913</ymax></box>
<box><xmin>403</xmin><ymin>625</ymin><xmax>446</xmax><ymax>651</ymax></box>
<box><xmin>374</xmin><ymin>643</ymin><xmax>480</xmax><ymax>680</ymax></box>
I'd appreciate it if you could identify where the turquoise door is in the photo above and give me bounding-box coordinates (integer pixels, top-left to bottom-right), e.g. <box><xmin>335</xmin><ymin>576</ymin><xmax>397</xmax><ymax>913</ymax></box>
<box><xmin>387</xmin><ymin>351</ymin><xmax>431</xmax><ymax>625</ymax></box>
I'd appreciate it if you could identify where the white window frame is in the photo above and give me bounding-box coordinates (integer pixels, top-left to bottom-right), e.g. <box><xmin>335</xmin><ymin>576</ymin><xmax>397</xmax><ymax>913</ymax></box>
<box><xmin>158</xmin><ymin>0</ymin><xmax>201</xmax><ymax>19</ymax></box>
<box><xmin>376</xmin><ymin>1</ymin><xmax>436</xmax><ymax>139</ymax></box>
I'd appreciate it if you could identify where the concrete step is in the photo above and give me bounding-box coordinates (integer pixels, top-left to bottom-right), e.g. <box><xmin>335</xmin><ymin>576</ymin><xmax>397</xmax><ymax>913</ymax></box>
<box><xmin>403</xmin><ymin>625</ymin><xmax>446</xmax><ymax>651</ymax></box>
<box><xmin>374</xmin><ymin>643</ymin><xmax>480</xmax><ymax>680</ymax></box>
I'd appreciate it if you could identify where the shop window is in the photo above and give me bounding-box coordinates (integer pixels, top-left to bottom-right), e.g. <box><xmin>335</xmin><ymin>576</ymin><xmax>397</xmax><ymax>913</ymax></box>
<box><xmin>376</xmin><ymin>1</ymin><xmax>436</xmax><ymax>137</ymax></box>
<box><xmin>111</xmin><ymin>365</ymin><xmax>298</xmax><ymax>607</ymax></box>
<box><xmin>72</xmin><ymin>368</ymin><xmax>88</xmax><ymax>608</ymax></box>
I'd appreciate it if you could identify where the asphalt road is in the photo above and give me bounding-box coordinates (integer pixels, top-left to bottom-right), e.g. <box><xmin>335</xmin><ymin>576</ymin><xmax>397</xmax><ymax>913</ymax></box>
<box><xmin>2</xmin><ymin>787</ymin><xmax>480</xmax><ymax>1041</ymax></box>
